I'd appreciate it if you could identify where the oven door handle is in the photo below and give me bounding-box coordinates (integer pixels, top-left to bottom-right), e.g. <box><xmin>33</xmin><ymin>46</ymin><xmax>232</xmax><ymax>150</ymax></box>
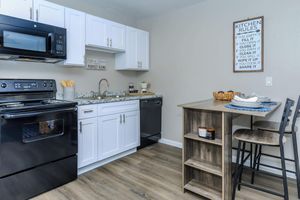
<box><xmin>2</xmin><ymin>107</ymin><xmax>77</xmax><ymax>119</ymax></box>
<box><xmin>23</xmin><ymin>132</ymin><xmax>65</xmax><ymax>144</ymax></box>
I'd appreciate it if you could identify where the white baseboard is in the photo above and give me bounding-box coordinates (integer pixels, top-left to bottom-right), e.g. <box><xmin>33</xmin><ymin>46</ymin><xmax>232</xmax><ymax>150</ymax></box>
<box><xmin>78</xmin><ymin>148</ymin><xmax>137</xmax><ymax>175</ymax></box>
<box><xmin>159</xmin><ymin>138</ymin><xmax>182</xmax><ymax>148</ymax></box>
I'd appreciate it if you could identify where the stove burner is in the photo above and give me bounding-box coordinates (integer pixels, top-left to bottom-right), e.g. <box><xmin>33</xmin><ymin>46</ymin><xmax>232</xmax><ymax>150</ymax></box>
<box><xmin>0</xmin><ymin>102</ymin><xmax>25</xmax><ymax>108</ymax></box>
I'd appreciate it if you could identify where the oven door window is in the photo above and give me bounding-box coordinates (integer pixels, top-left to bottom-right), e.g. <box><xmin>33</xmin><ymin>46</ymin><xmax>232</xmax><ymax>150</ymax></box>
<box><xmin>3</xmin><ymin>31</ymin><xmax>46</xmax><ymax>52</ymax></box>
<box><xmin>23</xmin><ymin>119</ymin><xmax>64</xmax><ymax>143</ymax></box>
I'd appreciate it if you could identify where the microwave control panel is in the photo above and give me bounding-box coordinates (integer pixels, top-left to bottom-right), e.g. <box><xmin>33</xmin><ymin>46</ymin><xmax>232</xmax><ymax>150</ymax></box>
<box><xmin>55</xmin><ymin>34</ymin><xmax>66</xmax><ymax>56</ymax></box>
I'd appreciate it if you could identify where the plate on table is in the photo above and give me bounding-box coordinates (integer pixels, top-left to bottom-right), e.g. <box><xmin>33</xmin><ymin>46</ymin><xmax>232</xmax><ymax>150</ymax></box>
<box><xmin>258</xmin><ymin>96</ymin><xmax>272</xmax><ymax>103</ymax></box>
<box><xmin>230</xmin><ymin>100</ymin><xmax>263</xmax><ymax>108</ymax></box>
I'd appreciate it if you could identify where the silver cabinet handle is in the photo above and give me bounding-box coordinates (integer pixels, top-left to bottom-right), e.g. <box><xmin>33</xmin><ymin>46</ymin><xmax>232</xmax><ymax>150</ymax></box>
<box><xmin>110</xmin><ymin>39</ymin><xmax>112</xmax><ymax>47</ymax></box>
<box><xmin>36</xmin><ymin>9</ymin><xmax>39</xmax><ymax>21</ymax></box>
<box><xmin>83</xmin><ymin>110</ymin><xmax>93</xmax><ymax>114</ymax></box>
<box><xmin>30</xmin><ymin>7</ymin><xmax>33</xmax><ymax>20</ymax></box>
<box><xmin>107</xmin><ymin>38</ymin><xmax>109</xmax><ymax>47</ymax></box>
<box><xmin>123</xmin><ymin>114</ymin><xmax>125</xmax><ymax>123</ymax></box>
<box><xmin>79</xmin><ymin>121</ymin><xmax>82</xmax><ymax>133</ymax></box>
<box><xmin>138</xmin><ymin>61</ymin><xmax>142</xmax><ymax>68</ymax></box>
<box><xmin>120</xmin><ymin>114</ymin><xmax>122</xmax><ymax>124</ymax></box>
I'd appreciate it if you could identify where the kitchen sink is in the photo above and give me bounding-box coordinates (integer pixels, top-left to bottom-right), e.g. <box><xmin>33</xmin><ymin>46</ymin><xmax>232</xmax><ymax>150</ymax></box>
<box><xmin>77</xmin><ymin>95</ymin><xmax>127</xmax><ymax>100</ymax></box>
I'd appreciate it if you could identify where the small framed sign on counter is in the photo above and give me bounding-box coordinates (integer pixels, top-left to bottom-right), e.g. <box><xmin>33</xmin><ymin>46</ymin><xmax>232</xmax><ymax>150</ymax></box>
<box><xmin>233</xmin><ymin>16</ymin><xmax>264</xmax><ymax>72</ymax></box>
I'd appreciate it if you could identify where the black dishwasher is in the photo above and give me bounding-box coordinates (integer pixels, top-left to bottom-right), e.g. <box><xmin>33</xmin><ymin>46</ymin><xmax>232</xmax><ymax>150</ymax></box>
<box><xmin>139</xmin><ymin>97</ymin><xmax>162</xmax><ymax>149</ymax></box>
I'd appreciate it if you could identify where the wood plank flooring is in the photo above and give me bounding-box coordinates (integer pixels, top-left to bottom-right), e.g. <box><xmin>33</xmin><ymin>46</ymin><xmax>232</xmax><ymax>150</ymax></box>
<box><xmin>33</xmin><ymin>143</ymin><xmax>298</xmax><ymax>200</ymax></box>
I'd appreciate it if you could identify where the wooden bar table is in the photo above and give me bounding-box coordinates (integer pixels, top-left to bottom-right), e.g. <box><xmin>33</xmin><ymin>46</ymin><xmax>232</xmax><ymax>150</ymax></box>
<box><xmin>178</xmin><ymin>99</ymin><xmax>281</xmax><ymax>200</ymax></box>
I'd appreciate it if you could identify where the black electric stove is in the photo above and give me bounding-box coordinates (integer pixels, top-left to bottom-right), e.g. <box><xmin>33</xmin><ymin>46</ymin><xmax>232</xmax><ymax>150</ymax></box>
<box><xmin>0</xmin><ymin>79</ymin><xmax>78</xmax><ymax>200</ymax></box>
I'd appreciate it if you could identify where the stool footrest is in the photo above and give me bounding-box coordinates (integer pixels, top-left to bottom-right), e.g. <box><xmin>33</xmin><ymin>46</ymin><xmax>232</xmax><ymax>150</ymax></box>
<box><xmin>259</xmin><ymin>163</ymin><xmax>296</xmax><ymax>174</ymax></box>
<box><xmin>260</xmin><ymin>152</ymin><xmax>295</xmax><ymax>162</ymax></box>
<box><xmin>238</xmin><ymin>182</ymin><xmax>284</xmax><ymax>197</ymax></box>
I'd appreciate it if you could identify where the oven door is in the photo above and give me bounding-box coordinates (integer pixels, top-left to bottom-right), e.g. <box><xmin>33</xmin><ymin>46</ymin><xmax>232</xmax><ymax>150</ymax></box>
<box><xmin>0</xmin><ymin>107</ymin><xmax>77</xmax><ymax>178</ymax></box>
<box><xmin>0</xmin><ymin>23</ymin><xmax>53</xmax><ymax>58</ymax></box>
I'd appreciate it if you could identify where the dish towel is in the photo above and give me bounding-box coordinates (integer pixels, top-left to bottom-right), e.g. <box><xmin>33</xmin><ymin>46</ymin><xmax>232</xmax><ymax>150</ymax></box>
<box><xmin>225</xmin><ymin>104</ymin><xmax>272</xmax><ymax>112</ymax></box>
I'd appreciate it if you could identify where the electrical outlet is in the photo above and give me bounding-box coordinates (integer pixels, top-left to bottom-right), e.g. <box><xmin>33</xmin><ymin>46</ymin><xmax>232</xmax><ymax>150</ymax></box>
<box><xmin>265</xmin><ymin>77</ymin><xmax>273</xmax><ymax>87</ymax></box>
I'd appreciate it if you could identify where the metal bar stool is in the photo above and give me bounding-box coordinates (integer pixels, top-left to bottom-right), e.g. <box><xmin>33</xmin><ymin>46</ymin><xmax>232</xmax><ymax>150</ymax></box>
<box><xmin>232</xmin><ymin>98</ymin><xmax>295</xmax><ymax>200</ymax></box>
<box><xmin>253</xmin><ymin>96</ymin><xmax>300</xmax><ymax>199</ymax></box>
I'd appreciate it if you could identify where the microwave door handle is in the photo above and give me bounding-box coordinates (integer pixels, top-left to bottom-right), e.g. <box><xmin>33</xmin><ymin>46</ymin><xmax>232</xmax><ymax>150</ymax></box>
<box><xmin>2</xmin><ymin>107</ymin><xmax>77</xmax><ymax>119</ymax></box>
<box><xmin>48</xmin><ymin>33</ymin><xmax>55</xmax><ymax>54</ymax></box>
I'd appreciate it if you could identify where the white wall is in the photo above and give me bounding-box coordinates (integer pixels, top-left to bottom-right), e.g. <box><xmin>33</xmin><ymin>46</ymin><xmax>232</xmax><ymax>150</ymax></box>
<box><xmin>136</xmin><ymin>0</ymin><xmax>300</xmax><ymax>176</ymax></box>
<box><xmin>0</xmin><ymin>1</ymin><xmax>138</xmax><ymax>96</ymax></box>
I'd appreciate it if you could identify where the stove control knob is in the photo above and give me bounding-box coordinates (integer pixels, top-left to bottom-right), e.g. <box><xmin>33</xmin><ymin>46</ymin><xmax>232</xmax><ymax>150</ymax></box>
<box><xmin>1</xmin><ymin>83</ymin><xmax>7</xmax><ymax>88</ymax></box>
<box><xmin>43</xmin><ymin>82</ymin><xmax>47</xmax><ymax>87</ymax></box>
<box><xmin>50</xmin><ymin>82</ymin><xmax>53</xmax><ymax>87</ymax></box>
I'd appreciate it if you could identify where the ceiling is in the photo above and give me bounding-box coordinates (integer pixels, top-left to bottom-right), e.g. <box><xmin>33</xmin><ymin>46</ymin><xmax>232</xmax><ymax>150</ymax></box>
<box><xmin>85</xmin><ymin>0</ymin><xmax>203</xmax><ymax>19</ymax></box>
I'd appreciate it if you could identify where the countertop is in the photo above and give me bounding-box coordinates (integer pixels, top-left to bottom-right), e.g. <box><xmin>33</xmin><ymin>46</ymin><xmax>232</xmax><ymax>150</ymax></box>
<box><xmin>74</xmin><ymin>95</ymin><xmax>162</xmax><ymax>106</ymax></box>
<box><xmin>179</xmin><ymin>99</ymin><xmax>281</xmax><ymax>117</ymax></box>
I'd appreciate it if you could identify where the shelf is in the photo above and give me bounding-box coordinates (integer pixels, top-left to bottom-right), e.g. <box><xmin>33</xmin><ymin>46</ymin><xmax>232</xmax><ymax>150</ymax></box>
<box><xmin>184</xmin><ymin>158</ymin><xmax>222</xmax><ymax>177</ymax></box>
<box><xmin>184</xmin><ymin>179</ymin><xmax>222</xmax><ymax>200</ymax></box>
<box><xmin>184</xmin><ymin>133</ymin><xmax>222</xmax><ymax>146</ymax></box>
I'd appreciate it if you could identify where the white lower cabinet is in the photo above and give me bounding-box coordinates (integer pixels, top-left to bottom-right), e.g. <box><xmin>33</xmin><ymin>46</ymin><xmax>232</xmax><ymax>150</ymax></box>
<box><xmin>98</xmin><ymin>114</ymin><xmax>121</xmax><ymax>160</ymax></box>
<box><xmin>78</xmin><ymin>117</ymin><xmax>98</xmax><ymax>168</ymax></box>
<box><xmin>121</xmin><ymin>111</ymin><xmax>140</xmax><ymax>151</ymax></box>
<box><xmin>78</xmin><ymin>100</ymin><xmax>140</xmax><ymax>170</ymax></box>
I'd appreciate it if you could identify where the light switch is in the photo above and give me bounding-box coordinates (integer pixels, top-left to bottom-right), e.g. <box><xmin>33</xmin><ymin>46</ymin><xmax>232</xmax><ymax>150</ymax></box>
<box><xmin>265</xmin><ymin>77</ymin><xmax>273</xmax><ymax>87</ymax></box>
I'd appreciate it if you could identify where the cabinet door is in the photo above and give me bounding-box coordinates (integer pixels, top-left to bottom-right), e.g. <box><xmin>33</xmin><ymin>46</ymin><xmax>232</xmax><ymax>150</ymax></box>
<box><xmin>109</xmin><ymin>21</ymin><xmax>126</xmax><ymax>50</ymax></box>
<box><xmin>78</xmin><ymin>118</ymin><xmax>98</xmax><ymax>168</ymax></box>
<box><xmin>85</xmin><ymin>14</ymin><xmax>109</xmax><ymax>48</ymax></box>
<box><xmin>137</xmin><ymin>30</ymin><xmax>149</xmax><ymax>70</ymax></box>
<box><xmin>122</xmin><ymin>111</ymin><xmax>140</xmax><ymax>151</ymax></box>
<box><xmin>0</xmin><ymin>0</ymin><xmax>33</xmax><ymax>20</ymax></box>
<box><xmin>64</xmin><ymin>8</ymin><xmax>85</xmax><ymax>66</ymax></box>
<box><xmin>126</xmin><ymin>27</ymin><xmax>138</xmax><ymax>68</ymax></box>
<box><xmin>34</xmin><ymin>0</ymin><xmax>65</xmax><ymax>27</ymax></box>
<box><xmin>98</xmin><ymin>114</ymin><xmax>122</xmax><ymax>160</ymax></box>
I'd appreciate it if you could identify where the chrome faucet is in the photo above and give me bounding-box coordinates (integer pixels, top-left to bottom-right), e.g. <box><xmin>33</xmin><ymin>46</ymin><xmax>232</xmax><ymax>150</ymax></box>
<box><xmin>98</xmin><ymin>78</ymin><xmax>110</xmax><ymax>97</ymax></box>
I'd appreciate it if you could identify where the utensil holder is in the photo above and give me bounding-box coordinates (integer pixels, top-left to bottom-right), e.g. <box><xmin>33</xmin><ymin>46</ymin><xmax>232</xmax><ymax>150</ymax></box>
<box><xmin>63</xmin><ymin>87</ymin><xmax>75</xmax><ymax>100</ymax></box>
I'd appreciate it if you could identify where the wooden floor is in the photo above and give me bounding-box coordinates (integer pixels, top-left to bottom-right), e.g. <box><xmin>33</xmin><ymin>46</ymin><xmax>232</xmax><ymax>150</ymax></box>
<box><xmin>33</xmin><ymin>143</ymin><xmax>298</xmax><ymax>200</ymax></box>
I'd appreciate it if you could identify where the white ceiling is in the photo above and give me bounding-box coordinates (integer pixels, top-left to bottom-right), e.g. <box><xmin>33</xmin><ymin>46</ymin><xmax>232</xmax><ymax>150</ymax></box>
<box><xmin>85</xmin><ymin>0</ymin><xmax>203</xmax><ymax>19</ymax></box>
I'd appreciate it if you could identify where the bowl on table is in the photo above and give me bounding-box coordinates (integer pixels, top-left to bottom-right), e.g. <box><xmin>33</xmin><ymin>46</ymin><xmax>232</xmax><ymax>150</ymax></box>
<box><xmin>213</xmin><ymin>91</ymin><xmax>240</xmax><ymax>101</ymax></box>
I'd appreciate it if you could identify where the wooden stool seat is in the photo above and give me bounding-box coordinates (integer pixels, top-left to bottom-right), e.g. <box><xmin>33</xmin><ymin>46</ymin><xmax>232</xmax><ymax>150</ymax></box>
<box><xmin>234</xmin><ymin>129</ymin><xmax>287</xmax><ymax>146</ymax></box>
<box><xmin>253</xmin><ymin>120</ymin><xmax>296</xmax><ymax>133</ymax></box>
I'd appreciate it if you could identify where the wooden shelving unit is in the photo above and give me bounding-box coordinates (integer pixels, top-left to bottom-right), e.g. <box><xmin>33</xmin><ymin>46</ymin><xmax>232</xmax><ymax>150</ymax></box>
<box><xmin>184</xmin><ymin>179</ymin><xmax>222</xmax><ymax>200</ymax></box>
<box><xmin>184</xmin><ymin>158</ymin><xmax>222</xmax><ymax>177</ymax></box>
<box><xmin>184</xmin><ymin>132</ymin><xmax>222</xmax><ymax>146</ymax></box>
<box><xmin>182</xmin><ymin>108</ymin><xmax>232</xmax><ymax>200</ymax></box>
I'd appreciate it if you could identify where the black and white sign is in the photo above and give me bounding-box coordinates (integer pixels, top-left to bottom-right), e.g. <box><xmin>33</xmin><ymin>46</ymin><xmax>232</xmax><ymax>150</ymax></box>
<box><xmin>233</xmin><ymin>17</ymin><xmax>264</xmax><ymax>72</ymax></box>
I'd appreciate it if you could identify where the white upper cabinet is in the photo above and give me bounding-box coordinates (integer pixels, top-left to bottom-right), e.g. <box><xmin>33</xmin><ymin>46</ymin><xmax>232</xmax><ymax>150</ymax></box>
<box><xmin>115</xmin><ymin>26</ymin><xmax>149</xmax><ymax>71</ymax></box>
<box><xmin>109</xmin><ymin>21</ymin><xmax>126</xmax><ymax>50</ymax></box>
<box><xmin>85</xmin><ymin>14</ymin><xmax>109</xmax><ymax>49</ymax></box>
<box><xmin>137</xmin><ymin>30</ymin><xmax>149</xmax><ymax>70</ymax></box>
<box><xmin>34</xmin><ymin>0</ymin><xmax>65</xmax><ymax>27</ymax></box>
<box><xmin>0</xmin><ymin>0</ymin><xmax>33</xmax><ymax>20</ymax></box>
<box><xmin>64</xmin><ymin>8</ymin><xmax>85</xmax><ymax>66</ymax></box>
<box><xmin>85</xmin><ymin>14</ymin><xmax>126</xmax><ymax>52</ymax></box>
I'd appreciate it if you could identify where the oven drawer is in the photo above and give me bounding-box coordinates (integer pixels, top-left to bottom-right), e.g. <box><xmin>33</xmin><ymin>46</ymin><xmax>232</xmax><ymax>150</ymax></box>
<box><xmin>78</xmin><ymin>105</ymin><xmax>98</xmax><ymax>119</ymax></box>
<box><xmin>0</xmin><ymin>156</ymin><xmax>77</xmax><ymax>200</ymax></box>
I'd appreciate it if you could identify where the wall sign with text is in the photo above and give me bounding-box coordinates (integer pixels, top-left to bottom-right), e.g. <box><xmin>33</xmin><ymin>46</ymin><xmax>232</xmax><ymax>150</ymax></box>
<box><xmin>233</xmin><ymin>16</ymin><xmax>264</xmax><ymax>72</ymax></box>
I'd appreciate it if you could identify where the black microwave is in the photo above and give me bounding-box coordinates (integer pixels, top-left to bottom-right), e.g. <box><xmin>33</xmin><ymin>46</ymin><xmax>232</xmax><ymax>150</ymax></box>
<box><xmin>0</xmin><ymin>14</ymin><xmax>66</xmax><ymax>63</ymax></box>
